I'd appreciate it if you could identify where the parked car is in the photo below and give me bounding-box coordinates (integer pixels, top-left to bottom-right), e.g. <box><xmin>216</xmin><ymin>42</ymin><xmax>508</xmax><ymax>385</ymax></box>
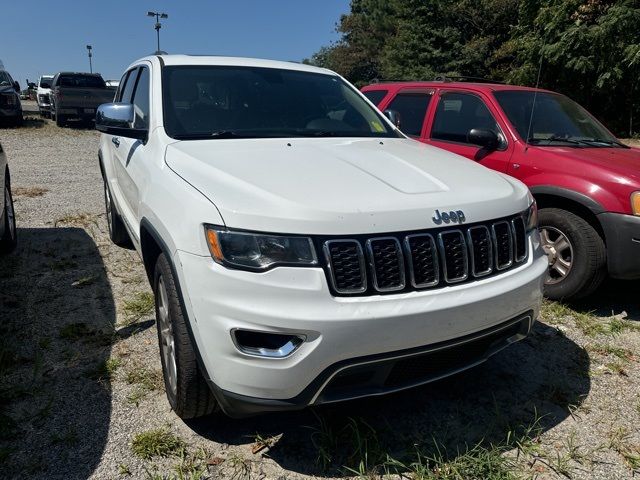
<box><xmin>96</xmin><ymin>55</ymin><xmax>546</xmax><ymax>420</ymax></box>
<box><xmin>37</xmin><ymin>75</ymin><xmax>54</xmax><ymax>118</ymax></box>
<box><xmin>0</xmin><ymin>67</ymin><xmax>23</xmax><ymax>127</ymax></box>
<box><xmin>105</xmin><ymin>79</ymin><xmax>120</xmax><ymax>94</ymax></box>
<box><xmin>0</xmin><ymin>141</ymin><xmax>17</xmax><ymax>253</ymax></box>
<box><xmin>362</xmin><ymin>80</ymin><xmax>640</xmax><ymax>301</ymax></box>
<box><xmin>50</xmin><ymin>72</ymin><xmax>114</xmax><ymax>127</ymax></box>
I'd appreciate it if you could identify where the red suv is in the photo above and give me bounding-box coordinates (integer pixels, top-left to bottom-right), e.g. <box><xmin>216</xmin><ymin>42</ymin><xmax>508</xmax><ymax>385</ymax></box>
<box><xmin>362</xmin><ymin>81</ymin><xmax>640</xmax><ymax>301</ymax></box>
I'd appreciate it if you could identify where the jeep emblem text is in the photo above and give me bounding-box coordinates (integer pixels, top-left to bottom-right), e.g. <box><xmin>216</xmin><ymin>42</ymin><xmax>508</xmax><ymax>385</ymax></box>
<box><xmin>432</xmin><ymin>209</ymin><xmax>466</xmax><ymax>225</ymax></box>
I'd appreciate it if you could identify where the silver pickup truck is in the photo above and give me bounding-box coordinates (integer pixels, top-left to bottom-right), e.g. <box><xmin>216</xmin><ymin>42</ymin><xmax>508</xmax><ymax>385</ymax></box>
<box><xmin>50</xmin><ymin>72</ymin><xmax>115</xmax><ymax>127</ymax></box>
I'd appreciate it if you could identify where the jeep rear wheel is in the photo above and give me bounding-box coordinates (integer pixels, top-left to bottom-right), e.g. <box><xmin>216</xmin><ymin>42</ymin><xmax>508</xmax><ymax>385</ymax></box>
<box><xmin>103</xmin><ymin>177</ymin><xmax>130</xmax><ymax>247</ymax></box>
<box><xmin>538</xmin><ymin>208</ymin><xmax>606</xmax><ymax>301</ymax></box>
<box><xmin>0</xmin><ymin>172</ymin><xmax>17</xmax><ymax>253</ymax></box>
<box><xmin>154</xmin><ymin>253</ymin><xmax>218</xmax><ymax>419</ymax></box>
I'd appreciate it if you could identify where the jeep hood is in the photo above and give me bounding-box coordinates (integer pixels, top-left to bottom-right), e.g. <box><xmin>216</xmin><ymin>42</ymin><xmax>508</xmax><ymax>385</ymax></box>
<box><xmin>165</xmin><ymin>137</ymin><xmax>529</xmax><ymax>235</ymax></box>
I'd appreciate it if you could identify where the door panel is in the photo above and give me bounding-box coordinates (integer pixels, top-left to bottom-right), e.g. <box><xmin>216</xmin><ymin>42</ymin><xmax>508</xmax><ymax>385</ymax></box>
<box><xmin>424</xmin><ymin>90</ymin><xmax>513</xmax><ymax>173</ymax></box>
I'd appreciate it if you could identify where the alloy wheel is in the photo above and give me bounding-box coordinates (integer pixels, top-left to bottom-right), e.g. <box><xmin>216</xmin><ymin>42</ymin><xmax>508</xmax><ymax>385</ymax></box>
<box><xmin>157</xmin><ymin>276</ymin><xmax>178</xmax><ymax>396</ymax></box>
<box><xmin>540</xmin><ymin>226</ymin><xmax>573</xmax><ymax>285</ymax></box>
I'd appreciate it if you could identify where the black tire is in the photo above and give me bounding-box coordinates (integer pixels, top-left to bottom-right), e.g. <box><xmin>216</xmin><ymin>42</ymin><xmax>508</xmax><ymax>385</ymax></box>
<box><xmin>0</xmin><ymin>171</ymin><xmax>17</xmax><ymax>254</ymax></box>
<box><xmin>55</xmin><ymin>112</ymin><xmax>66</xmax><ymax>127</ymax></box>
<box><xmin>103</xmin><ymin>177</ymin><xmax>130</xmax><ymax>247</ymax></box>
<box><xmin>154</xmin><ymin>253</ymin><xmax>218</xmax><ymax>419</ymax></box>
<box><xmin>538</xmin><ymin>208</ymin><xmax>606</xmax><ymax>301</ymax></box>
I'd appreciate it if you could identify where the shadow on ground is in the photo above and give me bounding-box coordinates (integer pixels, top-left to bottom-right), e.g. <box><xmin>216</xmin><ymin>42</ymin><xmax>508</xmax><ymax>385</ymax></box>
<box><xmin>574</xmin><ymin>279</ymin><xmax>640</xmax><ymax>321</ymax></box>
<box><xmin>0</xmin><ymin>228</ymin><xmax>115</xmax><ymax>479</ymax></box>
<box><xmin>188</xmin><ymin>320</ymin><xmax>590</xmax><ymax>477</ymax></box>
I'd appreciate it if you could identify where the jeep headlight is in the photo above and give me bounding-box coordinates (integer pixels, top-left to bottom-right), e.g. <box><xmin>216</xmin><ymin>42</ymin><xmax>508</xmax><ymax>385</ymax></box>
<box><xmin>205</xmin><ymin>227</ymin><xmax>317</xmax><ymax>271</ymax></box>
<box><xmin>525</xmin><ymin>197</ymin><xmax>538</xmax><ymax>231</ymax></box>
<box><xmin>632</xmin><ymin>191</ymin><xmax>640</xmax><ymax>216</ymax></box>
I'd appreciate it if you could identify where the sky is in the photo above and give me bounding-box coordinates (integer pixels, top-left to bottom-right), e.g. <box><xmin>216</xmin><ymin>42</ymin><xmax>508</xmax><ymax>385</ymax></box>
<box><xmin>0</xmin><ymin>0</ymin><xmax>350</xmax><ymax>86</ymax></box>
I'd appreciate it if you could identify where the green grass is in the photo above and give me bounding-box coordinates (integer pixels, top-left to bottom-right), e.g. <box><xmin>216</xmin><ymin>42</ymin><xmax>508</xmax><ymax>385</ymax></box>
<box><xmin>131</xmin><ymin>428</ymin><xmax>185</xmax><ymax>460</ymax></box>
<box><xmin>123</xmin><ymin>292</ymin><xmax>155</xmax><ymax>323</ymax></box>
<box><xmin>125</xmin><ymin>365</ymin><xmax>164</xmax><ymax>405</ymax></box>
<box><xmin>85</xmin><ymin>357</ymin><xmax>121</xmax><ymax>380</ymax></box>
<box><xmin>59</xmin><ymin>322</ymin><xmax>91</xmax><ymax>341</ymax></box>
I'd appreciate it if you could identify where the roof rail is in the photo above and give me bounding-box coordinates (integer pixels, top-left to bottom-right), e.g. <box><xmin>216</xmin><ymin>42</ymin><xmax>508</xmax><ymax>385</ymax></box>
<box><xmin>433</xmin><ymin>75</ymin><xmax>505</xmax><ymax>84</ymax></box>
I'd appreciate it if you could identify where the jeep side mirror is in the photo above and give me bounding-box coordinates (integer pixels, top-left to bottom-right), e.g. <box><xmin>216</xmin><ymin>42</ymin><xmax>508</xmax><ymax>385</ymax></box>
<box><xmin>467</xmin><ymin>128</ymin><xmax>499</xmax><ymax>150</ymax></box>
<box><xmin>383</xmin><ymin>109</ymin><xmax>401</xmax><ymax>129</ymax></box>
<box><xmin>96</xmin><ymin>103</ymin><xmax>148</xmax><ymax>140</ymax></box>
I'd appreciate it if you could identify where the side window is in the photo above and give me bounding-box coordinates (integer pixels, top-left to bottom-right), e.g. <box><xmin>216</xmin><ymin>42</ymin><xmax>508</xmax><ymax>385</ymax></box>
<box><xmin>431</xmin><ymin>92</ymin><xmax>503</xmax><ymax>145</ymax></box>
<box><xmin>362</xmin><ymin>89</ymin><xmax>388</xmax><ymax>106</ymax></box>
<box><xmin>115</xmin><ymin>71</ymin><xmax>130</xmax><ymax>102</ymax></box>
<box><xmin>119</xmin><ymin>68</ymin><xmax>139</xmax><ymax>103</ymax></box>
<box><xmin>131</xmin><ymin>67</ymin><xmax>150</xmax><ymax>129</ymax></box>
<box><xmin>386</xmin><ymin>91</ymin><xmax>432</xmax><ymax>137</ymax></box>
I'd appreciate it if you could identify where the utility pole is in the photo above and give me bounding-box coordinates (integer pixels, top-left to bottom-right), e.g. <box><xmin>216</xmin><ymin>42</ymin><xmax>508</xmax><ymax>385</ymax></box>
<box><xmin>86</xmin><ymin>45</ymin><xmax>93</xmax><ymax>73</ymax></box>
<box><xmin>147</xmin><ymin>11</ymin><xmax>168</xmax><ymax>54</ymax></box>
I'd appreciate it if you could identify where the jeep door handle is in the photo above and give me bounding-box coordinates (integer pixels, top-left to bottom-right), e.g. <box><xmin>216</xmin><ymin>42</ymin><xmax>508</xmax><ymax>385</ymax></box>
<box><xmin>112</xmin><ymin>137</ymin><xmax>120</xmax><ymax>148</ymax></box>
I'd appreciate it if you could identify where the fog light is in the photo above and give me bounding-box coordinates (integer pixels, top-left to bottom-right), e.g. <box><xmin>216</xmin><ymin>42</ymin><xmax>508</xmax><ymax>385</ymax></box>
<box><xmin>231</xmin><ymin>329</ymin><xmax>305</xmax><ymax>358</ymax></box>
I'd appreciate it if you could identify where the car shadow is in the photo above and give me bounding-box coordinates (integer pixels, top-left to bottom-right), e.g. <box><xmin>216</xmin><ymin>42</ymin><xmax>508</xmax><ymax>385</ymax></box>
<box><xmin>574</xmin><ymin>279</ymin><xmax>640</xmax><ymax>322</ymax></box>
<box><xmin>0</xmin><ymin>227</ymin><xmax>114</xmax><ymax>478</ymax></box>
<box><xmin>187</xmin><ymin>321</ymin><xmax>590</xmax><ymax>477</ymax></box>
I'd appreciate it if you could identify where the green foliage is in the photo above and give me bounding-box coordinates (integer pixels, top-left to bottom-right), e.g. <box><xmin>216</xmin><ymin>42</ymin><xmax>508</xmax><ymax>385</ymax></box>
<box><xmin>310</xmin><ymin>0</ymin><xmax>640</xmax><ymax>135</ymax></box>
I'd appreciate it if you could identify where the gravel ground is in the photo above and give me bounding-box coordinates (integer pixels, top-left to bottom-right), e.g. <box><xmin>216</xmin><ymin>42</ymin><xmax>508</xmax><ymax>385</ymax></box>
<box><xmin>0</xmin><ymin>118</ymin><xmax>639</xmax><ymax>479</ymax></box>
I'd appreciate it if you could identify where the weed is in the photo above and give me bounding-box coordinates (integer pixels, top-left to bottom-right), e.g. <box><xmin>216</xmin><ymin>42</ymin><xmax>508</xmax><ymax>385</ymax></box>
<box><xmin>54</xmin><ymin>212</ymin><xmax>98</xmax><ymax>228</ymax></box>
<box><xmin>118</xmin><ymin>463</ymin><xmax>132</xmax><ymax>476</ymax></box>
<box><xmin>86</xmin><ymin>357</ymin><xmax>121</xmax><ymax>380</ymax></box>
<box><xmin>50</xmin><ymin>428</ymin><xmax>79</xmax><ymax>446</ymax></box>
<box><xmin>72</xmin><ymin>275</ymin><xmax>98</xmax><ymax>287</ymax></box>
<box><xmin>131</xmin><ymin>428</ymin><xmax>185</xmax><ymax>460</ymax></box>
<box><xmin>541</xmin><ymin>301</ymin><xmax>605</xmax><ymax>336</ymax></box>
<box><xmin>123</xmin><ymin>292</ymin><xmax>155</xmax><ymax>323</ymax></box>
<box><xmin>226</xmin><ymin>453</ymin><xmax>252</xmax><ymax>479</ymax></box>
<box><xmin>49</xmin><ymin>258</ymin><xmax>78</xmax><ymax>271</ymax></box>
<box><xmin>13</xmin><ymin>186</ymin><xmax>48</xmax><ymax>198</ymax></box>
<box><xmin>59</xmin><ymin>322</ymin><xmax>90</xmax><ymax>341</ymax></box>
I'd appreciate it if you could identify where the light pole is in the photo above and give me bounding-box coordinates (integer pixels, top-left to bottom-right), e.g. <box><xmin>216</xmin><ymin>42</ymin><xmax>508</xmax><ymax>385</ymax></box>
<box><xmin>86</xmin><ymin>45</ymin><xmax>93</xmax><ymax>73</ymax></box>
<box><xmin>147</xmin><ymin>11</ymin><xmax>168</xmax><ymax>54</ymax></box>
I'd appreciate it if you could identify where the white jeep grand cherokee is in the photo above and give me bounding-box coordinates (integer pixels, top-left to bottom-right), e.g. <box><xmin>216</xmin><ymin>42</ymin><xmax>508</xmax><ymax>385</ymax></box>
<box><xmin>97</xmin><ymin>55</ymin><xmax>547</xmax><ymax>419</ymax></box>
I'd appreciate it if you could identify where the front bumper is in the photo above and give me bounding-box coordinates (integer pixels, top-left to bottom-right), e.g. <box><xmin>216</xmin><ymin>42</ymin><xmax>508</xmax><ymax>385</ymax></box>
<box><xmin>0</xmin><ymin>108</ymin><xmax>22</xmax><ymax>120</ymax></box>
<box><xmin>176</xmin><ymin>235</ymin><xmax>547</xmax><ymax>417</ymax></box>
<box><xmin>598</xmin><ymin>212</ymin><xmax>640</xmax><ymax>279</ymax></box>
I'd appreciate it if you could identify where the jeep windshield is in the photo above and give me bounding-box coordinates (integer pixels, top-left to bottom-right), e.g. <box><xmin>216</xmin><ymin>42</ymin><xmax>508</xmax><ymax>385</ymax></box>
<box><xmin>162</xmin><ymin>65</ymin><xmax>398</xmax><ymax>140</ymax></box>
<box><xmin>494</xmin><ymin>90</ymin><xmax>622</xmax><ymax>148</ymax></box>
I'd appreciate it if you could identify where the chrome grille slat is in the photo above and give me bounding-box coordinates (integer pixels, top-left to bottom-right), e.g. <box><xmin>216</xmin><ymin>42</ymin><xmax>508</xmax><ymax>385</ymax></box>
<box><xmin>366</xmin><ymin>237</ymin><xmax>405</xmax><ymax>292</ymax></box>
<box><xmin>511</xmin><ymin>217</ymin><xmax>527</xmax><ymax>262</ymax></box>
<box><xmin>492</xmin><ymin>221</ymin><xmax>514</xmax><ymax>270</ymax></box>
<box><xmin>467</xmin><ymin>226</ymin><xmax>493</xmax><ymax>277</ymax></box>
<box><xmin>404</xmin><ymin>234</ymin><xmax>439</xmax><ymax>288</ymax></box>
<box><xmin>323</xmin><ymin>240</ymin><xmax>366</xmax><ymax>294</ymax></box>
<box><xmin>323</xmin><ymin>214</ymin><xmax>528</xmax><ymax>296</ymax></box>
<box><xmin>438</xmin><ymin>230</ymin><xmax>469</xmax><ymax>283</ymax></box>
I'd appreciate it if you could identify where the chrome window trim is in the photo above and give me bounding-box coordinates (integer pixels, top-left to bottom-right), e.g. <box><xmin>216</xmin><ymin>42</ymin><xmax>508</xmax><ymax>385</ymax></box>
<box><xmin>492</xmin><ymin>221</ymin><xmax>514</xmax><ymax>270</ymax></box>
<box><xmin>323</xmin><ymin>239</ymin><xmax>367</xmax><ymax>294</ymax></box>
<box><xmin>365</xmin><ymin>237</ymin><xmax>406</xmax><ymax>292</ymax></box>
<box><xmin>511</xmin><ymin>217</ymin><xmax>528</xmax><ymax>263</ymax></box>
<box><xmin>466</xmin><ymin>225</ymin><xmax>493</xmax><ymax>277</ymax></box>
<box><xmin>437</xmin><ymin>230</ymin><xmax>469</xmax><ymax>283</ymax></box>
<box><xmin>404</xmin><ymin>233</ymin><xmax>440</xmax><ymax>288</ymax></box>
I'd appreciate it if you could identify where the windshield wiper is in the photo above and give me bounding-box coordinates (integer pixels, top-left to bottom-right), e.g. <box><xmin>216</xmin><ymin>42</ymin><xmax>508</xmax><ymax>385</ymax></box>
<box><xmin>173</xmin><ymin>131</ymin><xmax>244</xmax><ymax>140</ymax></box>
<box><xmin>576</xmin><ymin>138</ymin><xmax>630</xmax><ymax>149</ymax></box>
<box><xmin>528</xmin><ymin>136</ymin><xmax>583</xmax><ymax>146</ymax></box>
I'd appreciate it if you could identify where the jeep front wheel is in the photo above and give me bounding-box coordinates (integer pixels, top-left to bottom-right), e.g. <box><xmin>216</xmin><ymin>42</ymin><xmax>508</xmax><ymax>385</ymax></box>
<box><xmin>538</xmin><ymin>208</ymin><xmax>606</xmax><ymax>301</ymax></box>
<box><xmin>154</xmin><ymin>253</ymin><xmax>218</xmax><ymax>419</ymax></box>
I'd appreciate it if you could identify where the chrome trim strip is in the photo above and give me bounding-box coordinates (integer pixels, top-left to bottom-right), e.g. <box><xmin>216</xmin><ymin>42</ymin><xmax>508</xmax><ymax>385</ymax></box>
<box><xmin>492</xmin><ymin>221</ymin><xmax>514</xmax><ymax>270</ymax></box>
<box><xmin>404</xmin><ymin>233</ymin><xmax>439</xmax><ymax>288</ymax></box>
<box><xmin>511</xmin><ymin>217</ymin><xmax>528</xmax><ymax>263</ymax></box>
<box><xmin>466</xmin><ymin>225</ymin><xmax>493</xmax><ymax>277</ymax></box>
<box><xmin>309</xmin><ymin>314</ymin><xmax>532</xmax><ymax>404</ymax></box>
<box><xmin>323</xmin><ymin>239</ymin><xmax>367</xmax><ymax>294</ymax></box>
<box><xmin>230</xmin><ymin>328</ymin><xmax>305</xmax><ymax>359</ymax></box>
<box><xmin>437</xmin><ymin>229</ymin><xmax>468</xmax><ymax>283</ymax></box>
<box><xmin>365</xmin><ymin>237</ymin><xmax>406</xmax><ymax>292</ymax></box>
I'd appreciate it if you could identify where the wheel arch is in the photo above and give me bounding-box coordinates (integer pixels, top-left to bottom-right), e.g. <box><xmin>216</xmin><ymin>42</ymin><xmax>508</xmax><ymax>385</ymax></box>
<box><xmin>530</xmin><ymin>186</ymin><xmax>605</xmax><ymax>241</ymax></box>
